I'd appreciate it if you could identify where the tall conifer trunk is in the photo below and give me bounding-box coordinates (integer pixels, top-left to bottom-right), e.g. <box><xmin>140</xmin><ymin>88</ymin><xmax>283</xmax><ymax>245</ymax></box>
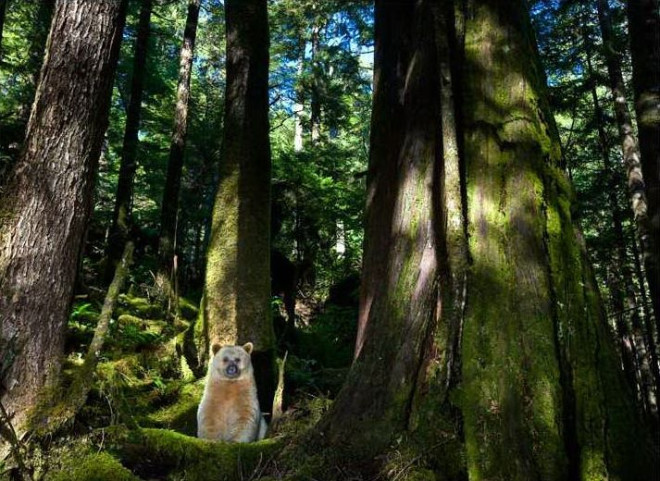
<box><xmin>202</xmin><ymin>0</ymin><xmax>276</xmax><ymax>416</ymax></box>
<box><xmin>105</xmin><ymin>0</ymin><xmax>152</xmax><ymax>281</ymax></box>
<box><xmin>626</xmin><ymin>0</ymin><xmax>660</xmax><ymax>321</ymax></box>
<box><xmin>156</xmin><ymin>0</ymin><xmax>201</xmax><ymax>301</ymax></box>
<box><xmin>0</xmin><ymin>0</ymin><xmax>126</xmax><ymax>443</ymax></box>
<box><xmin>315</xmin><ymin>1</ymin><xmax>653</xmax><ymax>479</ymax></box>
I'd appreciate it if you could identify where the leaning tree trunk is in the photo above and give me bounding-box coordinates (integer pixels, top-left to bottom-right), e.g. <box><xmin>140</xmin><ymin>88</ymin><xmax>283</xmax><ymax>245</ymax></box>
<box><xmin>627</xmin><ymin>0</ymin><xmax>660</xmax><ymax>322</ymax></box>
<box><xmin>315</xmin><ymin>1</ymin><xmax>653</xmax><ymax>480</ymax></box>
<box><xmin>202</xmin><ymin>0</ymin><xmax>276</xmax><ymax>416</ymax></box>
<box><xmin>156</xmin><ymin>0</ymin><xmax>201</xmax><ymax>302</ymax></box>
<box><xmin>0</xmin><ymin>0</ymin><xmax>126</xmax><ymax>445</ymax></box>
<box><xmin>105</xmin><ymin>0</ymin><xmax>152</xmax><ymax>282</ymax></box>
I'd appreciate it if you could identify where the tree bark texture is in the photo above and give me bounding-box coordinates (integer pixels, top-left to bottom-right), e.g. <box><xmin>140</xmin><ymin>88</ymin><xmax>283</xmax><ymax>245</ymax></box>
<box><xmin>316</xmin><ymin>0</ymin><xmax>654</xmax><ymax>479</ymax></box>
<box><xmin>325</xmin><ymin>0</ymin><xmax>444</xmax><ymax>451</ymax></box>
<box><xmin>0</xmin><ymin>0</ymin><xmax>126</xmax><ymax>441</ymax></box>
<box><xmin>203</xmin><ymin>0</ymin><xmax>276</xmax><ymax>415</ymax></box>
<box><xmin>627</xmin><ymin>0</ymin><xmax>660</xmax><ymax>322</ymax></box>
<box><xmin>157</xmin><ymin>0</ymin><xmax>201</xmax><ymax>298</ymax></box>
<box><xmin>106</xmin><ymin>0</ymin><xmax>152</xmax><ymax>282</ymax></box>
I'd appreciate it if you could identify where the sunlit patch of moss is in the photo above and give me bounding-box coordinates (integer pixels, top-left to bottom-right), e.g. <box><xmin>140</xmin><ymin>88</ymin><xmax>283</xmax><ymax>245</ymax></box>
<box><xmin>116</xmin><ymin>295</ymin><xmax>165</xmax><ymax>319</ymax></box>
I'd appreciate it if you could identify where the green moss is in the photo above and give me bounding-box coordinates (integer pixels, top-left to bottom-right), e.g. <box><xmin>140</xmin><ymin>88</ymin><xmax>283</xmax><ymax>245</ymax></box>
<box><xmin>46</xmin><ymin>452</ymin><xmax>139</xmax><ymax>481</ymax></box>
<box><xmin>117</xmin><ymin>295</ymin><xmax>164</xmax><ymax>319</ymax></box>
<box><xmin>114</xmin><ymin>428</ymin><xmax>280</xmax><ymax>481</ymax></box>
<box><xmin>143</xmin><ymin>380</ymin><xmax>204</xmax><ymax>435</ymax></box>
<box><xmin>178</xmin><ymin>297</ymin><xmax>199</xmax><ymax>321</ymax></box>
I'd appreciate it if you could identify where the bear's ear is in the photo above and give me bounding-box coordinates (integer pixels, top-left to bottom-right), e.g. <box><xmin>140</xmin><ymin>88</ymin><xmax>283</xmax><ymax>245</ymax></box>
<box><xmin>242</xmin><ymin>342</ymin><xmax>254</xmax><ymax>355</ymax></box>
<box><xmin>212</xmin><ymin>343</ymin><xmax>222</xmax><ymax>355</ymax></box>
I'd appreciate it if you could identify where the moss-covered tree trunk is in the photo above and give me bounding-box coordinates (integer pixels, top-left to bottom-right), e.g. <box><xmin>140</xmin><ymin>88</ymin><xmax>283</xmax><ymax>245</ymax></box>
<box><xmin>315</xmin><ymin>0</ymin><xmax>653</xmax><ymax>479</ymax></box>
<box><xmin>156</xmin><ymin>0</ymin><xmax>200</xmax><ymax>302</ymax></box>
<box><xmin>202</xmin><ymin>0</ymin><xmax>275</xmax><ymax>416</ymax></box>
<box><xmin>105</xmin><ymin>0</ymin><xmax>152</xmax><ymax>282</ymax></box>
<box><xmin>0</xmin><ymin>0</ymin><xmax>126</xmax><ymax>445</ymax></box>
<box><xmin>626</xmin><ymin>0</ymin><xmax>660</xmax><ymax>323</ymax></box>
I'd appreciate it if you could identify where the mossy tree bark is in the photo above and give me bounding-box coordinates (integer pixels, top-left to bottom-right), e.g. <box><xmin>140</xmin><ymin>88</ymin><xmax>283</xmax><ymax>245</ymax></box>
<box><xmin>0</xmin><ymin>0</ymin><xmax>126</xmax><ymax>444</ymax></box>
<box><xmin>626</xmin><ymin>0</ymin><xmax>660</xmax><ymax>323</ymax></box>
<box><xmin>322</xmin><ymin>3</ymin><xmax>466</xmax><ymax>474</ymax></box>
<box><xmin>316</xmin><ymin>0</ymin><xmax>654</xmax><ymax>479</ymax></box>
<box><xmin>156</xmin><ymin>0</ymin><xmax>201</xmax><ymax>303</ymax></box>
<box><xmin>105</xmin><ymin>0</ymin><xmax>152</xmax><ymax>283</ymax></box>
<box><xmin>202</xmin><ymin>0</ymin><xmax>276</xmax><ymax>415</ymax></box>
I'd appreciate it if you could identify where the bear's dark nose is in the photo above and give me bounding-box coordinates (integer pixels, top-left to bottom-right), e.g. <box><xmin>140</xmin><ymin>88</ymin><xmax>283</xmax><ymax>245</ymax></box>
<box><xmin>226</xmin><ymin>363</ymin><xmax>238</xmax><ymax>376</ymax></box>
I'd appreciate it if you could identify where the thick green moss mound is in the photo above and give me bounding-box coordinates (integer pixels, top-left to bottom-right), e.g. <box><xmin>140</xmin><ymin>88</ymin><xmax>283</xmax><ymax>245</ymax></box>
<box><xmin>114</xmin><ymin>428</ymin><xmax>281</xmax><ymax>481</ymax></box>
<box><xmin>142</xmin><ymin>380</ymin><xmax>205</xmax><ymax>435</ymax></box>
<box><xmin>46</xmin><ymin>452</ymin><xmax>140</xmax><ymax>481</ymax></box>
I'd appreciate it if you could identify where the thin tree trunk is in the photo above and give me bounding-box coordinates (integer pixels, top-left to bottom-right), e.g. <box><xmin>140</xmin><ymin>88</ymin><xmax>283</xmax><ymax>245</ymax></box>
<box><xmin>293</xmin><ymin>39</ymin><xmax>305</xmax><ymax>153</ymax></box>
<box><xmin>105</xmin><ymin>0</ymin><xmax>152</xmax><ymax>282</ymax></box>
<box><xmin>156</xmin><ymin>0</ymin><xmax>201</xmax><ymax>300</ymax></box>
<box><xmin>203</xmin><ymin>0</ymin><xmax>276</xmax><ymax>417</ymax></box>
<box><xmin>37</xmin><ymin>242</ymin><xmax>134</xmax><ymax>432</ymax></box>
<box><xmin>26</xmin><ymin>0</ymin><xmax>55</xmax><ymax>91</ymax></box>
<box><xmin>627</xmin><ymin>0</ymin><xmax>660</xmax><ymax>323</ymax></box>
<box><xmin>583</xmin><ymin>33</ymin><xmax>641</xmax><ymax>404</ymax></box>
<box><xmin>596</xmin><ymin>0</ymin><xmax>648</xmax><ymax>222</ymax></box>
<box><xmin>631</xmin><ymin>227</ymin><xmax>660</xmax><ymax>392</ymax></box>
<box><xmin>0</xmin><ymin>0</ymin><xmax>126</xmax><ymax>445</ymax></box>
<box><xmin>310</xmin><ymin>22</ymin><xmax>321</xmax><ymax>145</ymax></box>
<box><xmin>0</xmin><ymin>0</ymin><xmax>8</xmax><ymax>63</ymax></box>
<box><xmin>587</xmin><ymin>11</ymin><xmax>658</xmax><ymax>423</ymax></box>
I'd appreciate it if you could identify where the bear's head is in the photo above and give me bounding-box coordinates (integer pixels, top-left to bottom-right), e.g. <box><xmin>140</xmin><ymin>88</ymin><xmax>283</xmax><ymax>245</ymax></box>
<box><xmin>210</xmin><ymin>342</ymin><xmax>254</xmax><ymax>380</ymax></box>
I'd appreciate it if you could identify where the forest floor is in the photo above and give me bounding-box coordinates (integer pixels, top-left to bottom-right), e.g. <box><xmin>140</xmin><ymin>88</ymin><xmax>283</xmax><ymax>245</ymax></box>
<box><xmin>1</xmin><ymin>280</ymin><xmax>360</xmax><ymax>481</ymax></box>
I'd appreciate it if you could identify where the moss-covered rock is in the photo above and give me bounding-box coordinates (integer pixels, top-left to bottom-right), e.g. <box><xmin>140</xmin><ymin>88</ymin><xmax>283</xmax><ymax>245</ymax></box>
<box><xmin>46</xmin><ymin>451</ymin><xmax>140</xmax><ymax>481</ymax></box>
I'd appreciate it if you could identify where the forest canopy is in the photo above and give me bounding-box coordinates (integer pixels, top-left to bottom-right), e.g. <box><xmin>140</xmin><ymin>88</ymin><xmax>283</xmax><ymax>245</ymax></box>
<box><xmin>0</xmin><ymin>0</ymin><xmax>658</xmax><ymax>480</ymax></box>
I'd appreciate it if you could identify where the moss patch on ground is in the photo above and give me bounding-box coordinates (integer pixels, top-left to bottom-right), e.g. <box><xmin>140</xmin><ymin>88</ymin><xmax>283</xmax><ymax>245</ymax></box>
<box><xmin>112</xmin><ymin>428</ymin><xmax>281</xmax><ymax>481</ymax></box>
<box><xmin>46</xmin><ymin>451</ymin><xmax>140</xmax><ymax>481</ymax></box>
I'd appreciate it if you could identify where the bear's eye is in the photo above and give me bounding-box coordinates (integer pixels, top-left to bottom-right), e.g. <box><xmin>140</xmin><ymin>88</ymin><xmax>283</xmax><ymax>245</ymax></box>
<box><xmin>234</xmin><ymin>358</ymin><xmax>240</xmax><ymax>363</ymax></box>
<box><xmin>222</xmin><ymin>357</ymin><xmax>229</xmax><ymax>363</ymax></box>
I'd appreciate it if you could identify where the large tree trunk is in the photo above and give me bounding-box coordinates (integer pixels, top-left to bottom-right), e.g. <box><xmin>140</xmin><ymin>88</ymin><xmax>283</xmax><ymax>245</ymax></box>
<box><xmin>105</xmin><ymin>0</ymin><xmax>152</xmax><ymax>282</ymax></box>
<box><xmin>316</xmin><ymin>0</ymin><xmax>653</xmax><ymax>479</ymax></box>
<box><xmin>202</xmin><ymin>0</ymin><xmax>276</xmax><ymax>416</ymax></box>
<box><xmin>627</xmin><ymin>0</ymin><xmax>660</xmax><ymax>322</ymax></box>
<box><xmin>156</xmin><ymin>0</ymin><xmax>201</xmax><ymax>301</ymax></box>
<box><xmin>0</xmin><ymin>0</ymin><xmax>126</xmax><ymax>444</ymax></box>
